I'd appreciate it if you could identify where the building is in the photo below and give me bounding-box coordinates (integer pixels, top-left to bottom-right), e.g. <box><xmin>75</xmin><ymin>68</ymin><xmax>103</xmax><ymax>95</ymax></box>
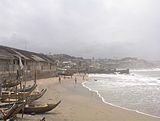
<box><xmin>0</xmin><ymin>45</ymin><xmax>57</xmax><ymax>81</ymax></box>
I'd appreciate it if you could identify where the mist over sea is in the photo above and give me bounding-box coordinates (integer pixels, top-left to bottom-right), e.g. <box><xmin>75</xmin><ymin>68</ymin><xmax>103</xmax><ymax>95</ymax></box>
<box><xmin>83</xmin><ymin>69</ymin><xmax>160</xmax><ymax>117</ymax></box>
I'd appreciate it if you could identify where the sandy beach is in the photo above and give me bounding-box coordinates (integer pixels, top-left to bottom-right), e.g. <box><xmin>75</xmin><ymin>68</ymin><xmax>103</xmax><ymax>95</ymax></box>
<box><xmin>18</xmin><ymin>74</ymin><xmax>160</xmax><ymax>121</ymax></box>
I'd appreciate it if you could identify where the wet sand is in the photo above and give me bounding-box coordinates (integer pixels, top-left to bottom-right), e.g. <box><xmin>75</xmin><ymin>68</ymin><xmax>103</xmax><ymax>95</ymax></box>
<box><xmin>19</xmin><ymin>74</ymin><xmax>160</xmax><ymax>121</ymax></box>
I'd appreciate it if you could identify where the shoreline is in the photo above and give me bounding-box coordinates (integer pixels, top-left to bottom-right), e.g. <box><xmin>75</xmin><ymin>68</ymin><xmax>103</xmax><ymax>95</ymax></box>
<box><xmin>82</xmin><ymin>81</ymin><xmax>160</xmax><ymax>119</ymax></box>
<box><xmin>19</xmin><ymin>74</ymin><xmax>160</xmax><ymax>121</ymax></box>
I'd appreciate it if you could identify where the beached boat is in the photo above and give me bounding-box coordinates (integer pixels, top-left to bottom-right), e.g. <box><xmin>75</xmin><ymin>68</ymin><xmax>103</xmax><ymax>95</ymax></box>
<box><xmin>0</xmin><ymin>88</ymin><xmax>39</xmax><ymax>102</ymax></box>
<box><xmin>16</xmin><ymin>83</ymin><xmax>37</xmax><ymax>92</ymax></box>
<box><xmin>1</xmin><ymin>88</ymin><xmax>33</xmax><ymax>100</ymax></box>
<box><xmin>20</xmin><ymin>101</ymin><xmax>61</xmax><ymax>114</ymax></box>
<box><xmin>2</xmin><ymin>80</ymin><xmax>21</xmax><ymax>88</ymax></box>
<box><xmin>1</xmin><ymin>89</ymin><xmax>47</xmax><ymax>103</ymax></box>
<box><xmin>28</xmin><ymin>89</ymin><xmax>47</xmax><ymax>102</ymax></box>
<box><xmin>0</xmin><ymin>101</ymin><xmax>26</xmax><ymax>120</ymax></box>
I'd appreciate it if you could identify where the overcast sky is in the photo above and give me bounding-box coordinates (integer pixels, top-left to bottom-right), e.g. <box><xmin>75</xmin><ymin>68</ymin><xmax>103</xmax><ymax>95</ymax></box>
<box><xmin>0</xmin><ymin>0</ymin><xmax>160</xmax><ymax>60</ymax></box>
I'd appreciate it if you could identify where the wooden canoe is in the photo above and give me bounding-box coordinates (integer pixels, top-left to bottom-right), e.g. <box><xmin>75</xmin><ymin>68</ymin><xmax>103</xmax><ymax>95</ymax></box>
<box><xmin>1</xmin><ymin>89</ymin><xmax>47</xmax><ymax>103</ymax></box>
<box><xmin>28</xmin><ymin>89</ymin><xmax>47</xmax><ymax>102</ymax></box>
<box><xmin>1</xmin><ymin>89</ymin><xmax>33</xmax><ymax>100</ymax></box>
<box><xmin>0</xmin><ymin>101</ymin><xmax>26</xmax><ymax>120</ymax></box>
<box><xmin>20</xmin><ymin>101</ymin><xmax>61</xmax><ymax>114</ymax></box>
<box><xmin>2</xmin><ymin>81</ymin><xmax>21</xmax><ymax>88</ymax></box>
<box><xmin>17</xmin><ymin>83</ymin><xmax>37</xmax><ymax>92</ymax></box>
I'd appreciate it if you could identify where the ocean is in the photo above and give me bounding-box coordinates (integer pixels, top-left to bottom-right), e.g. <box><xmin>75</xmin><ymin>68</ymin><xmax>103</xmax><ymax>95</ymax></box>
<box><xmin>82</xmin><ymin>69</ymin><xmax>160</xmax><ymax>118</ymax></box>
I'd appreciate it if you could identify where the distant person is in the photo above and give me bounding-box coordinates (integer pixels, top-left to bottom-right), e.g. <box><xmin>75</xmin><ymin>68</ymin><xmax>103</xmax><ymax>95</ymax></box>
<box><xmin>83</xmin><ymin>75</ymin><xmax>85</xmax><ymax>80</ymax></box>
<box><xmin>75</xmin><ymin>77</ymin><xmax>77</xmax><ymax>84</ymax></box>
<box><xmin>59</xmin><ymin>76</ymin><xmax>61</xmax><ymax>84</ymax></box>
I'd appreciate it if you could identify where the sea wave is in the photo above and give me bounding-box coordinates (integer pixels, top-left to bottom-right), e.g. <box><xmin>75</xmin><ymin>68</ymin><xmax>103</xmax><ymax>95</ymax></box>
<box><xmin>88</xmin><ymin>73</ymin><xmax>160</xmax><ymax>86</ymax></box>
<box><xmin>131</xmin><ymin>68</ymin><xmax>160</xmax><ymax>72</ymax></box>
<box><xmin>82</xmin><ymin>81</ymin><xmax>160</xmax><ymax>119</ymax></box>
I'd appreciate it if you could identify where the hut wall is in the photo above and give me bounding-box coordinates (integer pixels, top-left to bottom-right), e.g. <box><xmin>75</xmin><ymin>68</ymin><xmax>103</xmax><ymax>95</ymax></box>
<box><xmin>0</xmin><ymin>46</ymin><xmax>58</xmax><ymax>81</ymax></box>
<box><xmin>0</xmin><ymin>59</ymin><xmax>11</xmax><ymax>72</ymax></box>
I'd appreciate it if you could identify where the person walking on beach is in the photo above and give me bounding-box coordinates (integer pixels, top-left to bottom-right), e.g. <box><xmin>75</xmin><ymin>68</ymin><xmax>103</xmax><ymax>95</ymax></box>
<box><xmin>75</xmin><ymin>77</ymin><xmax>77</xmax><ymax>84</ymax></box>
<box><xmin>59</xmin><ymin>76</ymin><xmax>61</xmax><ymax>84</ymax></box>
<box><xmin>83</xmin><ymin>75</ymin><xmax>85</xmax><ymax>80</ymax></box>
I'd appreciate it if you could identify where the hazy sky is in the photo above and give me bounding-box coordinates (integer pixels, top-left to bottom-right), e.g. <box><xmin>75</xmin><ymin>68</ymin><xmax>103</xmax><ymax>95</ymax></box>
<box><xmin>0</xmin><ymin>0</ymin><xmax>160</xmax><ymax>60</ymax></box>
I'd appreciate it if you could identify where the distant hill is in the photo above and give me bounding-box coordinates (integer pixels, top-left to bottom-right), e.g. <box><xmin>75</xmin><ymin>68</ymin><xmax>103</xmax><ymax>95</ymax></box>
<box><xmin>97</xmin><ymin>57</ymin><xmax>156</xmax><ymax>69</ymax></box>
<box><xmin>50</xmin><ymin>54</ymin><xmax>83</xmax><ymax>61</ymax></box>
<box><xmin>118</xmin><ymin>57</ymin><xmax>155</xmax><ymax>69</ymax></box>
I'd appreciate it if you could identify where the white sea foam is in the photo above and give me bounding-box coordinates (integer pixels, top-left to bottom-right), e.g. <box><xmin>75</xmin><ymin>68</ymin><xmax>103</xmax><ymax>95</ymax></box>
<box><xmin>131</xmin><ymin>68</ymin><xmax>160</xmax><ymax>72</ymax></box>
<box><xmin>82</xmin><ymin>81</ymin><xmax>160</xmax><ymax>119</ymax></box>
<box><xmin>82</xmin><ymin>71</ymin><xmax>160</xmax><ymax>118</ymax></box>
<box><xmin>89</xmin><ymin>73</ymin><xmax>160</xmax><ymax>87</ymax></box>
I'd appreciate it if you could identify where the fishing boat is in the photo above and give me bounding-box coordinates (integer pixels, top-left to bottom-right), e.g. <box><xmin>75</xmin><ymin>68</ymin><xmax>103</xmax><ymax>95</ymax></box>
<box><xmin>16</xmin><ymin>83</ymin><xmax>37</xmax><ymax>92</ymax></box>
<box><xmin>1</xmin><ymin>89</ymin><xmax>47</xmax><ymax>103</ymax></box>
<box><xmin>28</xmin><ymin>89</ymin><xmax>47</xmax><ymax>102</ymax></box>
<box><xmin>0</xmin><ymin>101</ymin><xmax>26</xmax><ymax>120</ymax></box>
<box><xmin>1</xmin><ymin>88</ymin><xmax>33</xmax><ymax>100</ymax></box>
<box><xmin>2</xmin><ymin>80</ymin><xmax>21</xmax><ymax>88</ymax></box>
<box><xmin>20</xmin><ymin>101</ymin><xmax>61</xmax><ymax>114</ymax></box>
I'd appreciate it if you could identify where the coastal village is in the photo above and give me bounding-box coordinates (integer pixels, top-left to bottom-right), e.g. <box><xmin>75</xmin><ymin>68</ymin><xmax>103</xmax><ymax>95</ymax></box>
<box><xmin>1</xmin><ymin>0</ymin><xmax>160</xmax><ymax>120</ymax></box>
<box><xmin>0</xmin><ymin>45</ymin><xmax>157</xmax><ymax>77</ymax></box>
<box><xmin>0</xmin><ymin>45</ymin><xmax>159</xmax><ymax>121</ymax></box>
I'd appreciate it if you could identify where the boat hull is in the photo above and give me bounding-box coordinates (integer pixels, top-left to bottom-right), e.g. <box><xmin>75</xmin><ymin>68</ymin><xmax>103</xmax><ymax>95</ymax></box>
<box><xmin>21</xmin><ymin>101</ymin><xmax>61</xmax><ymax>114</ymax></box>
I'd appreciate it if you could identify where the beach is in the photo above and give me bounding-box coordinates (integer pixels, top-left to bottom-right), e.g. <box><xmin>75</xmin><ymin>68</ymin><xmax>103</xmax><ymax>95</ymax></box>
<box><xmin>19</xmin><ymin>74</ymin><xmax>160</xmax><ymax>121</ymax></box>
